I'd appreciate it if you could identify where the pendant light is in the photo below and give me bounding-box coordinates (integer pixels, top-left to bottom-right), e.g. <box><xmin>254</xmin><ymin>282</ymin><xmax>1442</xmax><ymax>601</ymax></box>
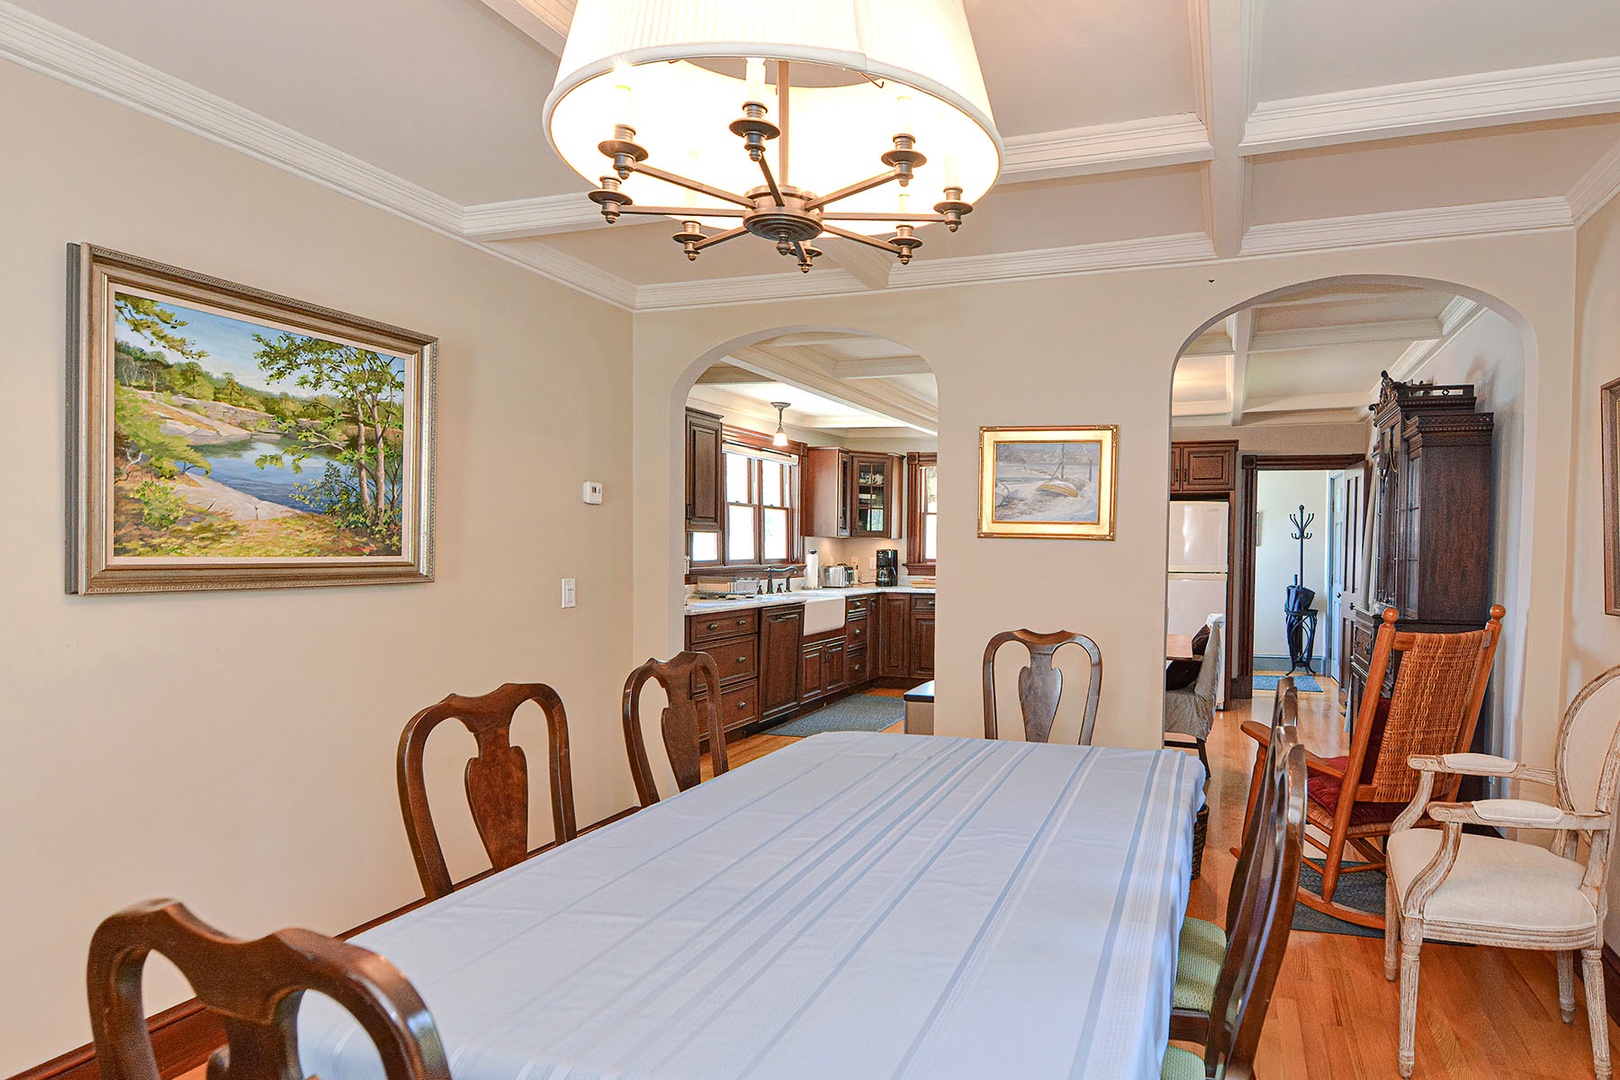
<box><xmin>771</xmin><ymin>402</ymin><xmax>791</xmax><ymax>447</ymax></box>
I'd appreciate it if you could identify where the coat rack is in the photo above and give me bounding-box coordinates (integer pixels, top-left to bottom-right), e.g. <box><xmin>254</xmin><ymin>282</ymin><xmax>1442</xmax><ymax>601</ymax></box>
<box><xmin>1284</xmin><ymin>503</ymin><xmax>1318</xmax><ymax>674</ymax></box>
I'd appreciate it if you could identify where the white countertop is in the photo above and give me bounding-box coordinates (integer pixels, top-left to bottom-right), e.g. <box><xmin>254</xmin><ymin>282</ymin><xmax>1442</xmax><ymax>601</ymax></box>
<box><xmin>685</xmin><ymin>584</ymin><xmax>934</xmax><ymax>615</ymax></box>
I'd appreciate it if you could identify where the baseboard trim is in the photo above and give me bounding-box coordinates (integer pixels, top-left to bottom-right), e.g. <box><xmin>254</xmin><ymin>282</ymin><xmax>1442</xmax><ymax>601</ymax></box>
<box><xmin>8</xmin><ymin>806</ymin><xmax>639</xmax><ymax>1080</ymax></box>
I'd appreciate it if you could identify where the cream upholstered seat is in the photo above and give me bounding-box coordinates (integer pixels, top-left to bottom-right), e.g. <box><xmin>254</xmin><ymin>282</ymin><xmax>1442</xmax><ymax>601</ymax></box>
<box><xmin>1385</xmin><ymin>663</ymin><xmax>1620</xmax><ymax>1080</ymax></box>
<box><xmin>1387</xmin><ymin>828</ymin><xmax>1593</xmax><ymax>932</ymax></box>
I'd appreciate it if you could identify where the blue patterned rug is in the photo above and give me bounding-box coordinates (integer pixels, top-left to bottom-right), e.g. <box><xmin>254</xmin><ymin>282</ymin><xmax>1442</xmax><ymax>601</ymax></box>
<box><xmin>767</xmin><ymin>694</ymin><xmax>907</xmax><ymax>737</ymax></box>
<box><xmin>1253</xmin><ymin>673</ymin><xmax>1324</xmax><ymax>693</ymax></box>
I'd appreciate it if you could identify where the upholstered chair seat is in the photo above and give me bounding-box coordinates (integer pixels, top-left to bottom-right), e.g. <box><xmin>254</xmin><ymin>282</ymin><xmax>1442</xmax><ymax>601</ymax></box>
<box><xmin>1388</xmin><ymin>828</ymin><xmax>1594</xmax><ymax>933</ymax></box>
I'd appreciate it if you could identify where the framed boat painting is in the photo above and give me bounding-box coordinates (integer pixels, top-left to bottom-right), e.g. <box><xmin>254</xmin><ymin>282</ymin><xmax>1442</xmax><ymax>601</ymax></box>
<box><xmin>1605</xmin><ymin>376</ymin><xmax>1620</xmax><ymax>615</ymax></box>
<box><xmin>66</xmin><ymin>244</ymin><xmax>436</xmax><ymax>594</ymax></box>
<box><xmin>978</xmin><ymin>425</ymin><xmax>1119</xmax><ymax>540</ymax></box>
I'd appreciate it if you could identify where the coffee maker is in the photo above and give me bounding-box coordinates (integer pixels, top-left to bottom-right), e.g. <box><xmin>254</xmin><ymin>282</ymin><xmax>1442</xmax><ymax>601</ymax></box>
<box><xmin>875</xmin><ymin>548</ymin><xmax>899</xmax><ymax>587</ymax></box>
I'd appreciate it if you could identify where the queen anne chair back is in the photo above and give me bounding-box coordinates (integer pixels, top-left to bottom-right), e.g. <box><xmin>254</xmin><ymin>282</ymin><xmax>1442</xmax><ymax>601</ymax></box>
<box><xmin>981</xmin><ymin>629</ymin><xmax>1103</xmax><ymax>744</ymax></box>
<box><xmin>623</xmin><ymin>651</ymin><xmax>728</xmax><ymax>806</ymax></box>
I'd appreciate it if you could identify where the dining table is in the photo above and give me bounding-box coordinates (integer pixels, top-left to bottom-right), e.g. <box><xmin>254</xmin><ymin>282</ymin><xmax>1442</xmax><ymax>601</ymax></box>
<box><xmin>1166</xmin><ymin>633</ymin><xmax>1198</xmax><ymax>662</ymax></box>
<box><xmin>298</xmin><ymin>731</ymin><xmax>1205</xmax><ymax>1080</ymax></box>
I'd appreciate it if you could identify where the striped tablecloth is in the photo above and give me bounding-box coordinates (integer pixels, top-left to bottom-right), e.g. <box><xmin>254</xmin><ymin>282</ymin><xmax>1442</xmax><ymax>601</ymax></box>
<box><xmin>298</xmin><ymin>732</ymin><xmax>1204</xmax><ymax>1080</ymax></box>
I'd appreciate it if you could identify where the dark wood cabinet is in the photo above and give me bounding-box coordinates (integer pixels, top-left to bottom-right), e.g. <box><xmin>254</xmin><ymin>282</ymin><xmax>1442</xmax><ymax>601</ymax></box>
<box><xmin>760</xmin><ymin>604</ymin><xmax>803</xmax><ymax>721</ymax></box>
<box><xmin>804</xmin><ymin>448</ymin><xmax>902</xmax><ymax>539</ymax></box>
<box><xmin>878</xmin><ymin>594</ymin><xmax>911</xmax><ymax>677</ymax></box>
<box><xmin>685</xmin><ymin>408</ymin><xmax>725</xmax><ymax>531</ymax></box>
<box><xmin>1170</xmin><ymin>440</ymin><xmax>1237</xmax><ymax>494</ymax></box>
<box><xmin>1347</xmin><ymin>374</ymin><xmax>1494</xmax><ymax>724</ymax></box>
<box><xmin>801</xmin><ymin>636</ymin><xmax>828</xmax><ymax>703</ymax></box>
<box><xmin>910</xmin><ymin>594</ymin><xmax>936</xmax><ymax>677</ymax></box>
<box><xmin>823</xmin><ymin>639</ymin><xmax>847</xmax><ymax>692</ymax></box>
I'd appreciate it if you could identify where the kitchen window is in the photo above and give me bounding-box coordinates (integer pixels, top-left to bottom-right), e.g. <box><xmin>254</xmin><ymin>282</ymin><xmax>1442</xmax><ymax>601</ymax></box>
<box><xmin>905</xmin><ymin>452</ymin><xmax>937</xmax><ymax>573</ymax></box>
<box><xmin>688</xmin><ymin>428</ymin><xmax>802</xmax><ymax>573</ymax></box>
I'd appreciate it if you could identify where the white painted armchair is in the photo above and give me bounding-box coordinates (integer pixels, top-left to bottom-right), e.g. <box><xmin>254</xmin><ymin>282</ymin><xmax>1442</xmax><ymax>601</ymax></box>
<box><xmin>1383</xmin><ymin>663</ymin><xmax>1620</xmax><ymax>1080</ymax></box>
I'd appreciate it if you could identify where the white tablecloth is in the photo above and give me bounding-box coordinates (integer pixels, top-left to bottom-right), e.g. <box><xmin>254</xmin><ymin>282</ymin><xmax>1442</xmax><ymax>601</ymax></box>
<box><xmin>298</xmin><ymin>732</ymin><xmax>1204</xmax><ymax>1080</ymax></box>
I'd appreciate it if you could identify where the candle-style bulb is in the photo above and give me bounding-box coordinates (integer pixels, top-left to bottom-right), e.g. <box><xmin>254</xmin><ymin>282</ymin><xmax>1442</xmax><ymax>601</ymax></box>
<box><xmin>612</xmin><ymin>62</ymin><xmax>634</xmax><ymax>129</ymax></box>
<box><xmin>744</xmin><ymin>57</ymin><xmax>766</xmax><ymax>107</ymax></box>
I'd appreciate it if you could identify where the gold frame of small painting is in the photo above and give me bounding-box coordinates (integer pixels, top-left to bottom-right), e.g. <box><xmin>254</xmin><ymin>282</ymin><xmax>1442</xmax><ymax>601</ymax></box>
<box><xmin>978</xmin><ymin>425</ymin><xmax>1119</xmax><ymax>540</ymax></box>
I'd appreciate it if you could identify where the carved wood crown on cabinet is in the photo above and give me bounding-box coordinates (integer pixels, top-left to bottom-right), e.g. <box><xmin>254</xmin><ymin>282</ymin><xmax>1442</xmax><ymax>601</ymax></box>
<box><xmin>1170</xmin><ymin>440</ymin><xmax>1238</xmax><ymax>494</ymax></box>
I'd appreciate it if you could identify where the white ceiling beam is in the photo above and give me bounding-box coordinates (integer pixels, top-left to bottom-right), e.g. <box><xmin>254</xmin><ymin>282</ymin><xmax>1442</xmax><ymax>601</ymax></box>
<box><xmin>832</xmin><ymin>357</ymin><xmax>933</xmax><ymax>379</ymax></box>
<box><xmin>1243</xmin><ymin>55</ymin><xmax>1620</xmax><ymax>156</ymax></box>
<box><xmin>1000</xmin><ymin>115</ymin><xmax>1213</xmax><ymax>184</ymax></box>
<box><xmin>730</xmin><ymin>345</ymin><xmax>939</xmax><ymax>435</ymax></box>
<box><xmin>1247</xmin><ymin>318</ymin><xmax>1444</xmax><ymax>353</ymax></box>
<box><xmin>1241</xmin><ymin>197</ymin><xmax>1573</xmax><ymax>256</ymax></box>
<box><xmin>1198</xmin><ymin>0</ymin><xmax>1260</xmax><ymax>258</ymax></box>
<box><xmin>1385</xmin><ymin>298</ymin><xmax>1486</xmax><ymax>383</ymax></box>
<box><xmin>818</xmin><ymin>236</ymin><xmax>893</xmax><ymax>290</ymax></box>
<box><xmin>1226</xmin><ymin>309</ymin><xmax>1252</xmax><ymax>424</ymax></box>
<box><xmin>1246</xmin><ymin>391</ymin><xmax>1374</xmax><ymax>414</ymax></box>
<box><xmin>475</xmin><ymin>0</ymin><xmax>572</xmax><ymax>57</ymax></box>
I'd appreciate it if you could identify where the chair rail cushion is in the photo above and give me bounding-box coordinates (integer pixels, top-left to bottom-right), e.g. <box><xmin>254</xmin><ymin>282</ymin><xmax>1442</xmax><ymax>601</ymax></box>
<box><xmin>1388</xmin><ymin>829</ymin><xmax>1595</xmax><ymax>933</ymax></box>
<box><xmin>1468</xmin><ymin>798</ymin><xmax>1568</xmax><ymax>827</ymax></box>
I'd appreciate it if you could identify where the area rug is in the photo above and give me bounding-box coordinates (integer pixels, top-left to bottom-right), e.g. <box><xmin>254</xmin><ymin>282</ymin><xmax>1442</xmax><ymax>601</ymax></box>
<box><xmin>1253</xmin><ymin>673</ymin><xmax>1324</xmax><ymax>693</ymax></box>
<box><xmin>767</xmin><ymin>694</ymin><xmax>906</xmax><ymax>737</ymax></box>
<box><xmin>1292</xmin><ymin>862</ymin><xmax>1385</xmax><ymax>938</ymax></box>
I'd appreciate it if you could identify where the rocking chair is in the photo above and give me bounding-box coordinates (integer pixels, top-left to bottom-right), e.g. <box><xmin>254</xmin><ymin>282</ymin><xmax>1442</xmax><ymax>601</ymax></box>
<box><xmin>1240</xmin><ymin>604</ymin><xmax>1503</xmax><ymax>928</ymax></box>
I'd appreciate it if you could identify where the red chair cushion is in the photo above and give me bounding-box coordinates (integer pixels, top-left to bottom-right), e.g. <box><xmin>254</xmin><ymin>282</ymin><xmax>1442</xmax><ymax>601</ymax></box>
<box><xmin>1307</xmin><ymin>756</ymin><xmax>1407</xmax><ymax>827</ymax></box>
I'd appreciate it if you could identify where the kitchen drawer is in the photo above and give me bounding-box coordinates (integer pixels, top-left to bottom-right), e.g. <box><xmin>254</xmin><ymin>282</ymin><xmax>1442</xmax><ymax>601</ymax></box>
<box><xmin>911</xmin><ymin>594</ymin><xmax>936</xmax><ymax>613</ymax></box>
<box><xmin>847</xmin><ymin>646</ymin><xmax>869</xmax><ymax>685</ymax></box>
<box><xmin>719</xmin><ymin>678</ymin><xmax>761</xmax><ymax>731</ymax></box>
<box><xmin>689</xmin><ymin>608</ymin><xmax>759</xmax><ymax>645</ymax></box>
<box><xmin>698</xmin><ymin>635</ymin><xmax>758</xmax><ymax>686</ymax></box>
<box><xmin>846</xmin><ymin>596</ymin><xmax>874</xmax><ymax>619</ymax></box>
<box><xmin>845</xmin><ymin>617</ymin><xmax>872</xmax><ymax>647</ymax></box>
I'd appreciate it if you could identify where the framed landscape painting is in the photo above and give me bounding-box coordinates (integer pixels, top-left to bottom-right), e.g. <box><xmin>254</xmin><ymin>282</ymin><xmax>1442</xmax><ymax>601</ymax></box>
<box><xmin>1605</xmin><ymin>376</ymin><xmax>1620</xmax><ymax>615</ymax></box>
<box><xmin>978</xmin><ymin>425</ymin><xmax>1119</xmax><ymax>540</ymax></box>
<box><xmin>67</xmin><ymin>244</ymin><xmax>436</xmax><ymax>593</ymax></box>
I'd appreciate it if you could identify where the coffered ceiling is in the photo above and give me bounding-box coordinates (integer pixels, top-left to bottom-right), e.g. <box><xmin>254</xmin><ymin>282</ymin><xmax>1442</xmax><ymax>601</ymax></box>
<box><xmin>6</xmin><ymin>0</ymin><xmax>1620</xmax><ymax>312</ymax></box>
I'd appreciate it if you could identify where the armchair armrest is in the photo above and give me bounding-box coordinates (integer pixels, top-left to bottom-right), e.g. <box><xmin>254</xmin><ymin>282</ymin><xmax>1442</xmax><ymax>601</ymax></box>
<box><xmin>1408</xmin><ymin>753</ymin><xmax>1557</xmax><ymax>787</ymax></box>
<box><xmin>1239</xmin><ymin>719</ymin><xmax>1271</xmax><ymax>745</ymax></box>
<box><xmin>1426</xmin><ymin>799</ymin><xmax>1609</xmax><ymax>832</ymax></box>
<box><xmin>1302</xmin><ymin>751</ymin><xmax>1345</xmax><ymax>779</ymax></box>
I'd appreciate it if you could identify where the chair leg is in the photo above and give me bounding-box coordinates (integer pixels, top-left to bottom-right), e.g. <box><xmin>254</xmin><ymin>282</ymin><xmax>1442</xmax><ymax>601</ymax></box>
<box><xmin>1195</xmin><ymin>738</ymin><xmax>1211</xmax><ymax>779</ymax></box>
<box><xmin>1559</xmin><ymin>951</ymin><xmax>1577</xmax><ymax>1023</ymax></box>
<box><xmin>1585</xmin><ymin>948</ymin><xmax>1613</xmax><ymax>1080</ymax></box>
<box><xmin>1398</xmin><ymin>919</ymin><xmax>1423</xmax><ymax>1079</ymax></box>
<box><xmin>1383</xmin><ymin>877</ymin><xmax>1399</xmax><ymax>982</ymax></box>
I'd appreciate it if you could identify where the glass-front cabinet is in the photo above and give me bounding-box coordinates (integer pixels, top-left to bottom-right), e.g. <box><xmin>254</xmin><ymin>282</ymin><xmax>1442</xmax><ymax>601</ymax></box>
<box><xmin>851</xmin><ymin>453</ymin><xmax>894</xmax><ymax>537</ymax></box>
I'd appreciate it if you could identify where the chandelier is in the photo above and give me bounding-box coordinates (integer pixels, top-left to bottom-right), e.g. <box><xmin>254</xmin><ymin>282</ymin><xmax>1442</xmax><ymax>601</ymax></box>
<box><xmin>544</xmin><ymin>1</ymin><xmax>1002</xmax><ymax>272</ymax></box>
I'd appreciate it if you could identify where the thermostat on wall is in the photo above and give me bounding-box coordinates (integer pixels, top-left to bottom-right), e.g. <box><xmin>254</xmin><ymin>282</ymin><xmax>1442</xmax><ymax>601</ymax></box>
<box><xmin>582</xmin><ymin>481</ymin><xmax>604</xmax><ymax>504</ymax></box>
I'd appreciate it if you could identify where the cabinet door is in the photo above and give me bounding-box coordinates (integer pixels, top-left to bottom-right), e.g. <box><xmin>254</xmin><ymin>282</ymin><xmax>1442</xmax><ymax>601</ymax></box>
<box><xmin>800</xmin><ymin>642</ymin><xmax>825</xmax><ymax>703</ymax></box>
<box><xmin>804</xmin><ymin>447</ymin><xmax>851</xmax><ymax>538</ymax></box>
<box><xmin>910</xmin><ymin>614</ymin><xmax>935</xmax><ymax>677</ymax></box>
<box><xmin>850</xmin><ymin>453</ymin><xmax>895</xmax><ymax>538</ymax></box>
<box><xmin>760</xmin><ymin>606</ymin><xmax>803</xmax><ymax>720</ymax></box>
<box><xmin>1176</xmin><ymin>442</ymin><xmax>1237</xmax><ymax>493</ymax></box>
<box><xmin>1168</xmin><ymin>445</ymin><xmax>1187</xmax><ymax>493</ymax></box>
<box><xmin>824</xmin><ymin>641</ymin><xmax>847</xmax><ymax>692</ymax></box>
<box><xmin>878</xmin><ymin>595</ymin><xmax>910</xmax><ymax>676</ymax></box>
<box><xmin>685</xmin><ymin>409</ymin><xmax>724</xmax><ymax>530</ymax></box>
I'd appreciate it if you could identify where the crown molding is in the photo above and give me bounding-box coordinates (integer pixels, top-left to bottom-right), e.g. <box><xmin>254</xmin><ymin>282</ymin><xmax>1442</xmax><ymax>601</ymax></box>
<box><xmin>0</xmin><ymin>1</ymin><xmax>637</xmax><ymax>309</ymax></box>
<box><xmin>1000</xmin><ymin>114</ymin><xmax>1213</xmax><ymax>183</ymax></box>
<box><xmin>1385</xmin><ymin>297</ymin><xmax>1486</xmax><ymax>383</ymax></box>
<box><xmin>1570</xmin><ymin>134</ymin><xmax>1620</xmax><ymax>226</ymax></box>
<box><xmin>475</xmin><ymin>0</ymin><xmax>572</xmax><ymax>56</ymax></box>
<box><xmin>1243</xmin><ymin>55</ymin><xmax>1620</xmax><ymax>155</ymax></box>
<box><xmin>1241</xmin><ymin>198</ymin><xmax>1573</xmax><ymax>257</ymax></box>
<box><xmin>462</xmin><ymin>193</ymin><xmax>604</xmax><ymax>239</ymax></box>
<box><xmin>633</xmin><ymin>232</ymin><xmax>1216</xmax><ymax>311</ymax></box>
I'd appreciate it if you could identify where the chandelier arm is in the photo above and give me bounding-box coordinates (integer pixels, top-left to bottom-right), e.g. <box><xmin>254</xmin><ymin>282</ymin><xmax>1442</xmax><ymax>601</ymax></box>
<box><xmin>608</xmin><ymin>205</ymin><xmax>748</xmax><ymax>219</ymax></box>
<box><xmin>691</xmin><ymin>226</ymin><xmax>750</xmax><ymax>252</ymax></box>
<box><xmin>818</xmin><ymin>223</ymin><xmax>905</xmax><ymax>255</ymax></box>
<box><xmin>626</xmin><ymin>163</ymin><xmax>755</xmax><ymax>209</ymax></box>
<box><xmin>755</xmin><ymin>155</ymin><xmax>785</xmax><ymax>207</ymax></box>
<box><xmin>818</xmin><ymin>211</ymin><xmax>951</xmax><ymax>223</ymax></box>
<box><xmin>802</xmin><ymin>170</ymin><xmax>903</xmax><ymax>212</ymax></box>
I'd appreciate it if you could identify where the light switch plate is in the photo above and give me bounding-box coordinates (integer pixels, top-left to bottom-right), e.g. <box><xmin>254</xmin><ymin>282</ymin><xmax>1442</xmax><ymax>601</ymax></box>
<box><xmin>561</xmin><ymin>578</ymin><xmax>576</xmax><ymax>608</ymax></box>
<box><xmin>582</xmin><ymin>481</ymin><xmax>604</xmax><ymax>504</ymax></box>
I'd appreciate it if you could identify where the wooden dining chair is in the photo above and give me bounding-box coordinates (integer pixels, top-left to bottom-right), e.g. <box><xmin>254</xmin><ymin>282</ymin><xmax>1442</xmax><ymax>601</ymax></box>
<box><xmin>88</xmin><ymin>899</ymin><xmax>449</xmax><ymax>1080</ymax></box>
<box><xmin>982</xmin><ymin>629</ymin><xmax>1104</xmax><ymax>744</ymax></box>
<box><xmin>623</xmin><ymin>652</ymin><xmax>728</xmax><ymax>807</ymax></box>
<box><xmin>1162</xmin><ymin>733</ymin><xmax>1306</xmax><ymax>1080</ymax></box>
<box><xmin>1241</xmin><ymin>605</ymin><xmax>1503</xmax><ymax>928</ymax></box>
<box><xmin>397</xmin><ymin>682</ymin><xmax>578</xmax><ymax>900</ymax></box>
<box><xmin>1386</xmin><ymin>662</ymin><xmax>1620</xmax><ymax>1080</ymax></box>
<box><xmin>1172</xmin><ymin>682</ymin><xmax>1298</xmax><ymax>1046</ymax></box>
<box><xmin>1164</xmin><ymin>615</ymin><xmax>1224</xmax><ymax>776</ymax></box>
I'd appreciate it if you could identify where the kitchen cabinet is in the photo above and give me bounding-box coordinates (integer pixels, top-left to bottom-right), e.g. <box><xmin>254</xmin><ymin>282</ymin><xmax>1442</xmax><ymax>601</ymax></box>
<box><xmin>685</xmin><ymin>408</ymin><xmax>725</xmax><ymax>530</ymax></box>
<box><xmin>804</xmin><ymin>448</ymin><xmax>903</xmax><ymax>539</ymax></box>
<box><xmin>878</xmin><ymin>594</ymin><xmax>911</xmax><ymax>677</ymax></box>
<box><xmin>1169</xmin><ymin>440</ymin><xmax>1237</xmax><ymax>494</ymax></box>
<box><xmin>910</xmin><ymin>594</ymin><xmax>936</xmax><ymax>678</ymax></box>
<box><xmin>685</xmin><ymin>605</ymin><xmax>759</xmax><ymax>741</ymax></box>
<box><xmin>760</xmin><ymin>604</ymin><xmax>803</xmax><ymax>722</ymax></box>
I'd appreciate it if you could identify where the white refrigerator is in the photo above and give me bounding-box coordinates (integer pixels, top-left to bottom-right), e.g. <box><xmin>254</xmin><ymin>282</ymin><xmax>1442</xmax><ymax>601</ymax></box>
<box><xmin>1167</xmin><ymin>500</ymin><xmax>1229</xmax><ymax>707</ymax></box>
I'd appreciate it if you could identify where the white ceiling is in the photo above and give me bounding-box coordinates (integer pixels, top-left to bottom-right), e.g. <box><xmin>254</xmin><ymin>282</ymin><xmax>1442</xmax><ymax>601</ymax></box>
<box><xmin>6</xmin><ymin>0</ymin><xmax>1620</xmax><ymax>308</ymax></box>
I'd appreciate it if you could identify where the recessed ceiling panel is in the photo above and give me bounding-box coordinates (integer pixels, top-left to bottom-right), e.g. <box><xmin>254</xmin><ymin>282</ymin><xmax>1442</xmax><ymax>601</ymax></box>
<box><xmin>1256</xmin><ymin>0</ymin><xmax>1620</xmax><ymax>101</ymax></box>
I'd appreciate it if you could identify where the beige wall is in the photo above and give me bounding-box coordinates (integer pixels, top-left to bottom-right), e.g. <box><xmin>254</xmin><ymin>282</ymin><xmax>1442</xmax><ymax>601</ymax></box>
<box><xmin>632</xmin><ymin>245</ymin><xmax>1577</xmax><ymax>771</ymax></box>
<box><xmin>0</xmin><ymin>61</ymin><xmax>635</xmax><ymax>1072</ymax></box>
<box><xmin>1572</xmin><ymin>193</ymin><xmax>1620</xmax><ymax>943</ymax></box>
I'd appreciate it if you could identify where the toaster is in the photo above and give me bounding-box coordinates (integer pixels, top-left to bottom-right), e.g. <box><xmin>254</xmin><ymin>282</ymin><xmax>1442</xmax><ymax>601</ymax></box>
<box><xmin>820</xmin><ymin>564</ymin><xmax>854</xmax><ymax>588</ymax></box>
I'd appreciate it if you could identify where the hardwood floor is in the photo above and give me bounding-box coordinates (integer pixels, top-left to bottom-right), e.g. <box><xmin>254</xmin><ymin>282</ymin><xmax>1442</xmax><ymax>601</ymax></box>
<box><xmin>718</xmin><ymin>679</ymin><xmax>1616</xmax><ymax>1079</ymax></box>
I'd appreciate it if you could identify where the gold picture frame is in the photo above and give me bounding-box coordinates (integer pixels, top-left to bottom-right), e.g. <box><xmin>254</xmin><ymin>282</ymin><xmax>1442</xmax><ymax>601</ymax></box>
<box><xmin>978</xmin><ymin>425</ymin><xmax>1119</xmax><ymax>540</ymax></box>
<box><xmin>1604</xmin><ymin>376</ymin><xmax>1620</xmax><ymax>615</ymax></box>
<box><xmin>67</xmin><ymin>244</ymin><xmax>436</xmax><ymax>593</ymax></box>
